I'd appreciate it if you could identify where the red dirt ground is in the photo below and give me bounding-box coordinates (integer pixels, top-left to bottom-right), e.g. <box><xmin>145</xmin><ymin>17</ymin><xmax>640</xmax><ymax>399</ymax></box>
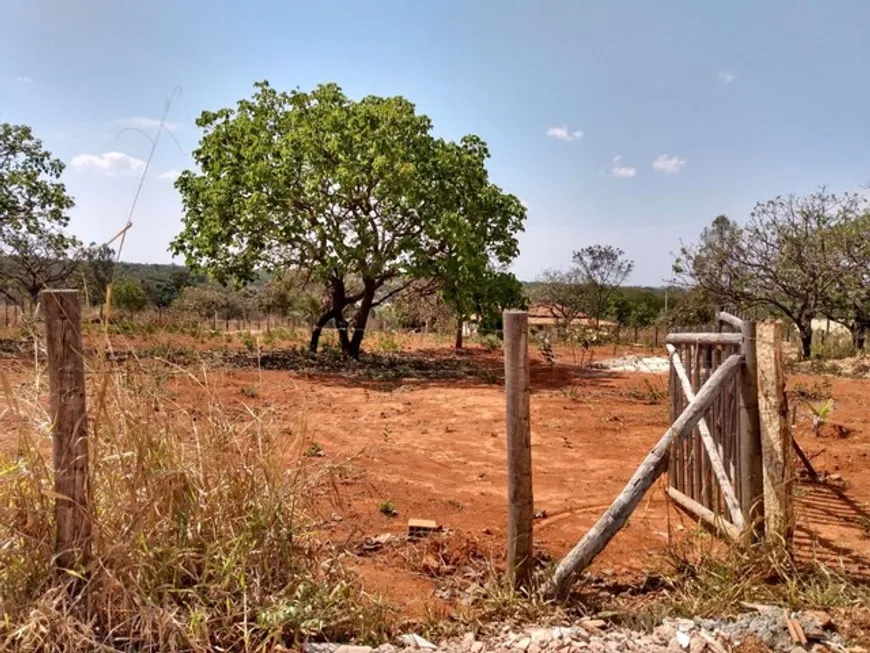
<box><xmin>3</xmin><ymin>332</ymin><xmax>869</xmax><ymax>618</ymax></box>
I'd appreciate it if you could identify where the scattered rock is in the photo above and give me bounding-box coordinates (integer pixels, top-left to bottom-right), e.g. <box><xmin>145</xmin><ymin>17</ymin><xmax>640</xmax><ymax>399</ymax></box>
<box><xmin>688</xmin><ymin>636</ymin><xmax>706</xmax><ymax>653</ymax></box>
<box><xmin>799</xmin><ymin>610</ymin><xmax>834</xmax><ymax>640</ymax></box>
<box><xmin>303</xmin><ymin>645</ymin><xmax>339</xmax><ymax>653</ymax></box>
<box><xmin>675</xmin><ymin>631</ymin><xmax>692</xmax><ymax>649</ymax></box>
<box><xmin>471</xmin><ymin>643</ymin><xmax>484</xmax><ymax>653</ymax></box>
<box><xmin>580</xmin><ymin>619</ymin><xmax>607</xmax><ymax>632</ymax></box>
<box><xmin>514</xmin><ymin>637</ymin><xmax>531</xmax><ymax>651</ymax></box>
<box><xmin>399</xmin><ymin>634</ymin><xmax>437</xmax><ymax>650</ymax></box>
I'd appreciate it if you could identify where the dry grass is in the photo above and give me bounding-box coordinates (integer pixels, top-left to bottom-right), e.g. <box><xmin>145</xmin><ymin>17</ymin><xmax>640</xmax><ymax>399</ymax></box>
<box><xmin>604</xmin><ymin>532</ymin><xmax>870</xmax><ymax>630</ymax></box>
<box><xmin>0</xmin><ymin>352</ymin><xmax>391</xmax><ymax>652</ymax></box>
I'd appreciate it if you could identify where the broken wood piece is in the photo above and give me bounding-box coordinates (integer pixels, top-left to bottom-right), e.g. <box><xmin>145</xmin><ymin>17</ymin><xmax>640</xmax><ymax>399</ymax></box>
<box><xmin>667</xmin><ymin>487</ymin><xmax>742</xmax><ymax>542</ymax></box>
<box><xmin>784</xmin><ymin>610</ymin><xmax>808</xmax><ymax>646</ymax></box>
<box><xmin>408</xmin><ymin>518</ymin><xmax>440</xmax><ymax>539</ymax></box>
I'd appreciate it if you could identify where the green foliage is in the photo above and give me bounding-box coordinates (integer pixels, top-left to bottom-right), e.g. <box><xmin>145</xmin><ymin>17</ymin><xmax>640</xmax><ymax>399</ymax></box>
<box><xmin>608</xmin><ymin>287</ymin><xmax>664</xmax><ymax>327</ymax></box>
<box><xmin>807</xmin><ymin>398</ymin><xmax>835</xmax><ymax>435</ymax></box>
<box><xmin>78</xmin><ymin>243</ymin><xmax>115</xmax><ymax>307</ymax></box>
<box><xmin>478</xmin><ymin>333</ymin><xmax>501</xmax><ymax>352</ymax></box>
<box><xmin>111</xmin><ymin>278</ymin><xmax>149</xmax><ymax>314</ymax></box>
<box><xmin>0</xmin><ymin>123</ymin><xmax>80</xmax><ymax>302</ymax></box>
<box><xmin>171</xmin><ymin>81</ymin><xmax>525</xmax><ymax>357</ymax></box>
<box><xmin>375</xmin><ymin>331</ymin><xmax>399</xmax><ymax>352</ymax></box>
<box><xmin>378</xmin><ymin>500</ymin><xmax>397</xmax><ymax>517</ymax></box>
<box><xmin>475</xmin><ymin>270</ymin><xmax>527</xmax><ymax>336</ymax></box>
<box><xmin>240</xmin><ymin>331</ymin><xmax>257</xmax><ymax>351</ymax></box>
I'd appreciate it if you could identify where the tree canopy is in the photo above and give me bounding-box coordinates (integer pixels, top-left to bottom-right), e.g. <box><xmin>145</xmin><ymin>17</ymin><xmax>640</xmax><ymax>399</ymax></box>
<box><xmin>674</xmin><ymin>191</ymin><xmax>869</xmax><ymax>357</ymax></box>
<box><xmin>171</xmin><ymin>81</ymin><xmax>525</xmax><ymax>357</ymax></box>
<box><xmin>0</xmin><ymin>123</ymin><xmax>79</xmax><ymax>303</ymax></box>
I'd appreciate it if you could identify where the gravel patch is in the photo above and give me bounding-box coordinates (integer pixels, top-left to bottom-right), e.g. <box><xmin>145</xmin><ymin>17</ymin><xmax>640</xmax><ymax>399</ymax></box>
<box><xmin>593</xmin><ymin>355</ymin><xmax>671</xmax><ymax>374</ymax></box>
<box><xmin>302</xmin><ymin>611</ymin><xmax>851</xmax><ymax>653</ymax></box>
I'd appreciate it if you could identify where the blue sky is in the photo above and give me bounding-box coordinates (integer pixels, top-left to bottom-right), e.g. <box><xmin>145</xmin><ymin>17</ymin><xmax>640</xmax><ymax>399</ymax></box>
<box><xmin>3</xmin><ymin>0</ymin><xmax>870</xmax><ymax>285</ymax></box>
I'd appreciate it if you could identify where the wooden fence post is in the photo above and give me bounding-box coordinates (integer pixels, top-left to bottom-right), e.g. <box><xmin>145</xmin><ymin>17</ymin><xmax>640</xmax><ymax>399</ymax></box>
<box><xmin>739</xmin><ymin>319</ymin><xmax>764</xmax><ymax>540</ymax></box>
<box><xmin>504</xmin><ymin>310</ymin><xmax>533</xmax><ymax>589</ymax></box>
<box><xmin>756</xmin><ymin>321</ymin><xmax>793</xmax><ymax>544</ymax></box>
<box><xmin>42</xmin><ymin>289</ymin><xmax>91</xmax><ymax>575</ymax></box>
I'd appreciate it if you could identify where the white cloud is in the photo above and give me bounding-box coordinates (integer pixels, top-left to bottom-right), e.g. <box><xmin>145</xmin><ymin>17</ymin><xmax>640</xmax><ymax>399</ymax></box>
<box><xmin>718</xmin><ymin>71</ymin><xmax>736</xmax><ymax>84</ymax></box>
<box><xmin>114</xmin><ymin>116</ymin><xmax>183</xmax><ymax>132</ymax></box>
<box><xmin>71</xmin><ymin>151</ymin><xmax>146</xmax><ymax>176</ymax></box>
<box><xmin>15</xmin><ymin>75</ymin><xmax>34</xmax><ymax>83</ymax></box>
<box><xmin>158</xmin><ymin>169</ymin><xmax>181</xmax><ymax>181</ymax></box>
<box><xmin>652</xmin><ymin>154</ymin><xmax>687</xmax><ymax>176</ymax></box>
<box><xmin>546</xmin><ymin>125</ymin><xmax>583</xmax><ymax>142</ymax></box>
<box><xmin>610</xmin><ymin>155</ymin><xmax>636</xmax><ymax>179</ymax></box>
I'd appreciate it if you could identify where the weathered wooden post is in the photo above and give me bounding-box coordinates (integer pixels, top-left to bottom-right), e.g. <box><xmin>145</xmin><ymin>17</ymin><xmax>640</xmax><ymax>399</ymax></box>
<box><xmin>739</xmin><ymin>319</ymin><xmax>764</xmax><ymax>540</ymax></box>
<box><xmin>503</xmin><ymin>310</ymin><xmax>533</xmax><ymax>589</ymax></box>
<box><xmin>756</xmin><ymin>321</ymin><xmax>793</xmax><ymax>544</ymax></box>
<box><xmin>42</xmin><ymin>289</ymin><xmax>91</xmax><ymax>575</ymax></box>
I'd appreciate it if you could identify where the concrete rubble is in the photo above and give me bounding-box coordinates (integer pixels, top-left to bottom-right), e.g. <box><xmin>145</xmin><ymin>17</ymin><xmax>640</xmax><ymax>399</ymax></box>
<box><xmin>303</xmin><ymin>611</ymin><xmax>855</xmax><ymax>653</ymax></box>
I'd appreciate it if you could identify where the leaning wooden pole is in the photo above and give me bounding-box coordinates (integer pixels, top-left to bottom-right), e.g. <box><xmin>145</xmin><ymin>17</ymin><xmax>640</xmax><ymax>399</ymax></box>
<box><xmin>43</xmin><ymin>289</ymin><xmax>91</xmax><ymax>576</ymax></box>
<box><xmin>503</xmin><ymin>310</ymin><xmax>534</xmax><ymax>590</ymax></box>
<box><xmin>547</xmin><ymin>354</ymin><xmax>743</xmax><ymax>598</ymax></box>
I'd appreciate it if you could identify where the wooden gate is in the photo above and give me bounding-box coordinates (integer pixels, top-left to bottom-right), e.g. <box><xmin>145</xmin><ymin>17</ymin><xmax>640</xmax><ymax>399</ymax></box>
<box><xmin>665</xmin><ymin>311</ymin><xmax>763</xmax><ymax>541</ymax></box>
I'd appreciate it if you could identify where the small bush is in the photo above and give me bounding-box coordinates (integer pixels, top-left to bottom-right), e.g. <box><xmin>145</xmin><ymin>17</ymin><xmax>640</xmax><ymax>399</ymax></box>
<box><xmin>478</xmin><ymin>334</ymin><xmax>501</xmax><ymax>352</ymax></box>
<box><xmin>628</xmin><ymin>378</ymin><xmax>666</xmax><ymax>404</ymax></box>
<box><xmin>811</xmin><ymin>332</ymin><xmax>855</xmax><ymax>361</ymax></box>
<box><xmin>379</xmin><ymin>500</ymin><xmax>398</xmax><ymax>517</ymax></box>
<box><xmin>376</xmin><ymin>331</ymin><xmax>400</xmax><ymax>353</ymax></box>
<box><xmin>240</xmin><ymin>331</ymin><xmax>257</xmax><ymax>351</ymax></box>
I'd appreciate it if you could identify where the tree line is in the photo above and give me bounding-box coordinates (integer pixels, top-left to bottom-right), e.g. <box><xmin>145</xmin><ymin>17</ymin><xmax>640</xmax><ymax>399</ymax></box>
<box><xmin>4</xmin><ymin>86</ymin><xmax>868</xmax><ymax>360</ymax></box>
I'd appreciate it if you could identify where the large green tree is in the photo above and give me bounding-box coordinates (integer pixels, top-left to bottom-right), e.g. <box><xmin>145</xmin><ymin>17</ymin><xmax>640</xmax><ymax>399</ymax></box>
<box><xmin>0</xmin><ymin>123</ymin><xmax>80</xmax><ymax>305</ymax></box>
<box><xmin>171</xmin><ymin>82</ymin><xmax>525</xmax><ymax>357</ymax></box>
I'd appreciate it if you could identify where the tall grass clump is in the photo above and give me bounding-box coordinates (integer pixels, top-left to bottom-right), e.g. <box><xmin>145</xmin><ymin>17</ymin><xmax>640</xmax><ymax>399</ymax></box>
<box><xmin>0</xmin><ymin>356</ymin><xmax>390</xmax><ymax>651</ymax></box>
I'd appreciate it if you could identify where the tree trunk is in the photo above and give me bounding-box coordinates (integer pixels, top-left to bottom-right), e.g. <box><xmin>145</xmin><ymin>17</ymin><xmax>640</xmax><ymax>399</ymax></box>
<box><xmin>347</xmin><ymin>283</ymin><xmax>377</xmax><ymax>359</ymax></box>
<box><xmin>309</xmin><ymin>309</ymin><xmax>338</xmax><ymax>355</ymax></box>
<box><xmin>455</xmin><ymin>319</ymin><xmax>464</xmax><ymax>349</ymax></box>
<box><xmin>854</xmin><ymin>321</ymin><xmax>867</xmax><ymax>351</ymax></box>
<box><xmin>799</xmin><ymin>322</ymin><xmax>813</xmax><ymax>359</ymax></box>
